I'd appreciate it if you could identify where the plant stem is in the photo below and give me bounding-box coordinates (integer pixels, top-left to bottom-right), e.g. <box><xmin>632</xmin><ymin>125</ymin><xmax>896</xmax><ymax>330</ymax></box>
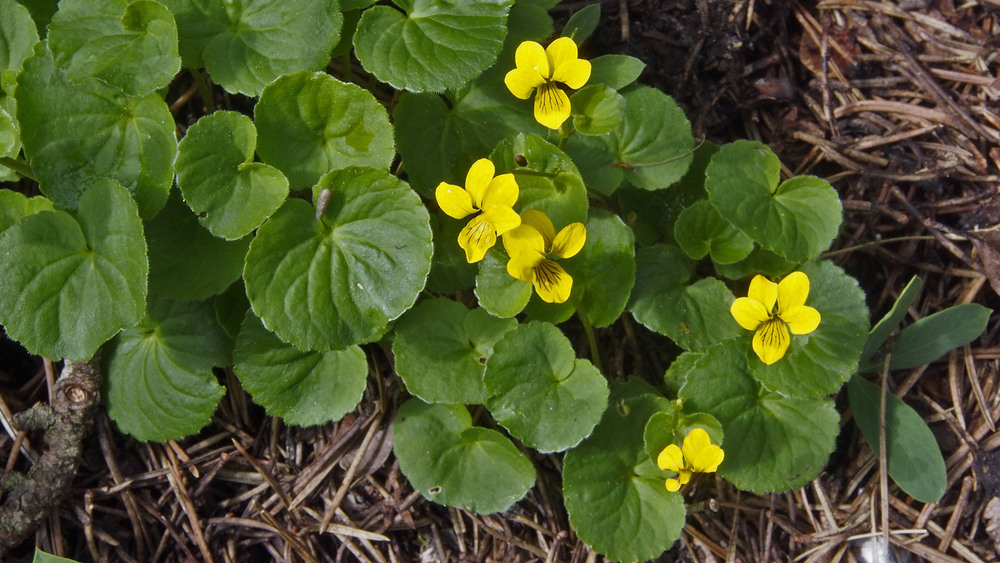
<box><xmin>571</xmin><ymin>296</ymin><xmax>604</xmax><ymax>374</ymax></box>
<box><xmin>0</xmin><ymin>157</ymin><xmax>34</xmax><ymax>181</ymax></box>
<box><xmin>190</xmin><ymin>68</ymin><xmax>216</xmax><ymax>113</ymax></box>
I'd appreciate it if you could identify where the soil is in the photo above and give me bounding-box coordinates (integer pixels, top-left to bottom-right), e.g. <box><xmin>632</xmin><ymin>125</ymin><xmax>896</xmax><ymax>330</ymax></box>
<box><xmin>2</xmin><ymin>0</ymin><xmax>1000</xmax><ymax>561</ymax></box>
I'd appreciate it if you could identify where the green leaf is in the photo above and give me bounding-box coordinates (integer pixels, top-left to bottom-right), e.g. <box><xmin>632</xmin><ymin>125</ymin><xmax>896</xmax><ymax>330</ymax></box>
<box><xmin>675</xmin><ymin>200</ymin><xmax>754</xmax><ymax>264</ymax></box>
<box><xmin>490</xmin><ymin>133</ymin><xmax>589</xmax><ymax>228</ymax></box>
<box><xmin>679</xmin><ymin>339</ymin><xmax>839</xmax><ymax>492</ymax></box>
<box><xmin>612</xmin><ymin>85</ymin><xmax>694</xmax><ymax>190</ymax></box>
<box><xmin>353</xmin><ymin>0</ymin><xmax>513</xmax><ymax>92</ymax></box>
<box><xmin>847</xmin><ymin>375</ymin><xmax>946</xmax><ymax>503</ymax></box>
<box><xmin>426</xmin><ymin>212</ymin><xmax>477</xmax><ymax>294</ymax></box>
<box><xmin>234</xmin><ymin>313</ymin><xmax>367</xmax><ymax>426</ymax></box>
<box><xmin>563</xmin><ymin>380</ymin><xmax>686</xmax><ymax>561</ymax></box>
<box><xmin>485</xmin><ymin>322</ymin><xmax>609</xmax><ymax>452</ymax></box>
<box><xmin>163</xmin><ymin>0</ymin><xmax>342</xmax><ymax>96</ymax></box>
<box><xmin>146</xmin><ymin>194</ymin><xmax>250</xmax><ymax>301</ymax></box>
<box><xmin>175</xmin><ymin>111</ymin><xmax>288</xmax><ymax>239</ymax></box>
<box><xmin>393</xmin><ymin>399</ymin><xmax>535</xmax><ymax>513</ymax></box>
<box><xmin>394</xmin><ymin>80</ymin><xmax>546</xmax><ymax>197</ymax></box>
<box><xmin>47</xmin><ymin>0</ymin><xmax>180</xmax><ymax>96</ymax></box>
<box><xmin>0</xmin><ymin>180</ymin><xmax>146</xmax><ymax>360</ymax></box>
<box><xmin>588</xmin><ymin>54</ymin><xmax>645</xmax><ymax>90</ymax></box>
<box><xmin>213</xmin><ymin>280</ymin><xmax>250</xmax><ymax>339</ymax></box>
<box><xmin>245</xmin><ymin>168</ymin><xmax>432</xmax><ymax>352</ymax></box>
<box><xmin>629</xmin><ymin>245</ymin><xmax>743</xmax><ymax>351</ymax></box>
<box><xmin>561</xmin><ymin>3</ymin><xmax>600</xmax><ymax>43</ymax></box>
<box><xmin>643</xmin><ymin>411</ymin><xmax>725</xmax><ymax>466</ymax></box>
<box><xmin>713</xmin><ymin>246</ymin><xmax>796</xmax><ymax>281</ymax></box>
<box><xmin>749</xmin><ymin>261</ymin><xmax>869</xmax><ymax>398</ymax></box>
<box><xmin>705</xmin><ymin>141</ymin><xmax>843</xmax><ymax>262</ymax></box>
<box><xmin>888</xmin><ymin>303</ymin><xmax>991</xmax><ymax>370</ymax></box>
<box><xmin>475</xmin><ymin>246</ymin><xmax>532</xmax><ymax>318</ymax></box>
<box><xmin>255</xmin><ymin>71</ymin><xmax>396</xmax><ymax>189</ymax></box>
<box><xmin>105</xmin><ymin>297</ymin><xmax>228</xmax><ymax>442</ymax></box>
<box><xmin>16</xmin><ymin>43</ymin><xmax>176</xmax><ymax>218</ymax></box>
<box><xmin>0</xmin><ymin>190</ymin><xmax>53</xmax><ymax>234</ymax></box>
<box><xmin>393</xmin><ymin>298</ymin><xmax>516</xmax><ymax>405</ymax></box>
<box><xmin>861</xmin><ymin>276</ymin><xmax>922</xmax><ymax>367</ymax></box>
<box><xmin>568</xmin><ymin>209</ymin><xmax>635</xmax><ymax>328</ymax></box>
<box><xmin>33</xmin><ymin>549</ymin><xmax>81</xmax><ymax>563</ymax></box>
<box><xmin>570</xmin><ymin>84</ymin><xmax>625</xmax><ymax>136</ymax></box>
<box><xmin>0</xmin><ymin>0</ymin><xmax>39</xmax><ymax>75</ymax></box>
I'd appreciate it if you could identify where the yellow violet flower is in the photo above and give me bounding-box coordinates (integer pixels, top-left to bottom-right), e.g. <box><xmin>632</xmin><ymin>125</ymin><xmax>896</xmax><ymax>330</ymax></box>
<box><xmin>657</xmin><ymin>428</ymin><xmax>724</xmax><ymax>492</ymax></box>
<box><xmin>435</xmin><ymin>159</ymin><xmax>521</xmax><ymax>263</ymax></box>
<box><xmin>502</xmin><ymin>210</ymin><xmax>585</xmax><ymax>304</ymax></box>
<box><xmin>504</xmin><ymin>37</ymin><xmax>592</xmax><ymax>130</ymax></box>
<box><xmin>730</xmin><ymin>271</ymin><xmax>821</xmax><ymax>365</ymax></box>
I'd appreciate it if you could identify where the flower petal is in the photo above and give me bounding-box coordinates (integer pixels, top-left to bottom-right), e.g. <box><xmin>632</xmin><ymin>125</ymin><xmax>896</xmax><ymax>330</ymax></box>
<box><xmin>515</xmin><ymin>40</ymin><xmax>549</xmax><ymax>78</ymax></box>
<box><xmin>533</xmin><ymin>82</ymin><xmax>571</xmax><ymax>130</ymax></box>
<box><xmin>504</xmin><ymin>68</ymin><xmax>545</xmax><ymax>99</ymax></box>
<box><xmin>665</xmin><ymin>478</ymin><xmax>681</xmax><ymax>492</ymax></box>
<box><xmin>502</xmin><ymin>222</ymin><xmax>545</xmax><ymax>257</ymax></box>
<box><xmin>464</xmin><ymin>158</ymin><xmax>495</xmax><ymax>209</ymax></box>
<box><xmin>747</xmin><ymin>275</ymin><xmax>778</xmax><ymax>312</ymax></box>
<box><xmin>519</xmin><ymin>209</ymin><xmax>556</xmax><ymax>247</ymax></box>
<box><xmin>551</xmin><ymin>59</ymin><xmax>591</xmax><ymax>90</ymax></box>
<box><xmin>435</xmin><ymin>182</ymin><xmax>476</xmax><ymax>219</ymax></box>
<box><xmin>457</xmin><ymin>214</ymin><xmax>497</xmax><ymax>263</ymax></box>
<box><xmin>752</xmin><ymin>318</ymin><xmax>790</xmax><ymax>365</ymax></box>
<box><xmin>483</xmin><ymin>173</ymin><xmax>519</xmax><ymax>209</ymax></box>
<box><xmin>482</xmin><ymin>205</ymin><xmax>521</xmax><ymax>237</ymax></box>
<box><xmin>777</xmin><ymin>271</ymin><xmax>810</xmax><ymax>313</ymax></box>
<box><xmin>545</xmin><ymin>37</ymin><xmax>579</xmax><ymax>75</ymax></box>
<box><xmin>657</xmin><ymin>444</ymin><xmax>684</xmax><ymax>473</ymax></box>
<box><xmin>551</xmin><ymin>222</ymin><xmax>586</xmax><ymax>258</ymax></box>
<box><xmin>534</xmin><ymin>258</ymin><xmax>572</xmax><ymax>303</ymax></box>
<box><xmin>730</xmin><ymin>297</ymin><xmax>771</xmax><ymax>331</ymax></box>
<box><xmin>683</xmin><ymin>428</ymin><xmax>724</xmax><ymax>473</ymax></box>
<box><xmin>781</xmin><ymin>305</ymin><xmax>821</xmax><ymax>335</ymax></box>
<box><xmin>507</xmin><ymin>249</ymin><xmax>542</xmax><ymax>284</ymax></box>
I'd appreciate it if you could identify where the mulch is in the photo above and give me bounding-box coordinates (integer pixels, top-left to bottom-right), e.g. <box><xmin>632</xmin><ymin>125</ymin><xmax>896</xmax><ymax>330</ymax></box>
<box><xmin>2</xmin><ymin>0</ymin><xmax>1000</xmax><ymax>561</ymax></box>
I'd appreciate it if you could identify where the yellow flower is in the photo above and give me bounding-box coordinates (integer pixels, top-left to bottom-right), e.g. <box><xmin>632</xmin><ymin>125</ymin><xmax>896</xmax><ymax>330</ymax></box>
<box><xmin>504</xmin><ymin>37</ymin><xmax>592</xmax><ymax>130</ymax></box>
<box><xmin>730</xmin><ymin>271</ymin><xmax>821</xmax><ymax>365</ymax></box>
<box><xmin>502</xmin><ymin>210</ymin><xmax>585</xmax><ymax>304</ymax></box>
<box><xmin>435</xmin><ymin>159</ymin><xmax>521</xmax><ymax>263</ymax></box>
<box><xmin>657</xmin><ymin>428</ymin><xmax>725</xmax><ymax>492</ymax></box>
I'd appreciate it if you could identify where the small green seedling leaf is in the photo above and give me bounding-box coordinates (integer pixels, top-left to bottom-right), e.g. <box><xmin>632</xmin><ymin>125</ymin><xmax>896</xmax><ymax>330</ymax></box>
<box><xmin>244</xmin><ymin>168</ymin><xmax>432</xmax><ymax>352</ymax></box>
<box><xmin>353</xmin><ymin>0</ymin><xmax>513</xmax><ymax>92</ymax></box>
<box><xmin>47</xmin><ymin>0</ymin><xmax>180</xmax><ymax>95</ymax></box>
<box><xmin>561</xmin><ymin>3</ymin><xmax>600</xmax><ymax>43</ymax></box>
<box><xmin>847</xmin><ymin>375</ymin><xmax>946</xmax><ymax>503</ymax></box>
<box><xmin>176</xmin><ymin>111</ymin><xmax>288</xmax><ymax>240</ymax></box>
<box><xmin>475</xmin><ymin>247</ymin><xmax>532</xmax><ymax>318</ymax></box>
<box><xmin>393</xmin><ymin>399</ymin><xmax>535</xmax><ymax>514</ymax></box>
<box><xmin>567</xmin><ymin>209</ymin><xmax>635</xmax><ymax>328</ymax></box>
<box><xmin>0</xmin><ymin>180</ymin><xmax>146</xmax><ymax>360</ymax></box>
<box><xmin>145</xmin><ymin>195</ymin><xmax>250</xmax><ymax>301</ymax></box>
<box><xmin>485</xmin><ymin>322</ymin><xmax>609</xmax><ymax>453</ymax></box>
<box><xmin>587</xmin><ymin>54</ymin><xmax>645</xmax><ymax>90</ymax></box>
<box><xmin>16</xmin><ymin>43</ymin><xmax>176</xmax><ymax>218</ymax></box>
<box><xmin>393</xmin><ymin>298</ymin><xmax>516</xmax><ymax>405</ymax></box>
<box><xmin>163</xmin><ymin>0</ymin><xmax>342</xmax><ymax>96</ymax></box>
<box><xmin>104</xmin><ymin>297</ymin><xmax>229</xmax><ymax>442</ymax></box>
<box><xmin>0</xmin><ymin>190</ymin><xmax>53</xmax><ymax>234</ymax></box>
<box><xmin>234</xmin><ymin>314</ymin><xmax>368</xmax><ymax>426</ymax></box>
<box><xmin>571</xmin><ymin>84</ymin><xmax>625</xmax><ymax>136</ymax></box>
<box><xmin>255</xmin><ymin>71</ymin><xmax>395</xmax><ymax>189</ymax></box>
<box><xmin>749</xmin><ymin>261</ymin><xmax>869</xmax><ymax>398</ymax></box>
<box><xmin>860</xmin><ymin>276</ymin><xmax>922</xmax><ymax>367</ymax></box>
<box><xmin>888</xmin><ymin>303</ymin><xmax>991</xmax><ymax>370</ymax></box>
<box><xmin>706</xmin><ymin>141</ymin><xmax>843</xmax><ymax>262</ymax></box>
<box><xmin>563</xmin><ymin>380</ymin><xmax>686</xmax><ymax>561</ymax></box>
<box><xmin>674</xmin><ymin>200</ymin><xmax>755</xmax><ymax>264</ymax></box>
<box><xmin>679</xmin><ymin>339</ymin><xmax>840</xmax><ymax>492</ymax></box>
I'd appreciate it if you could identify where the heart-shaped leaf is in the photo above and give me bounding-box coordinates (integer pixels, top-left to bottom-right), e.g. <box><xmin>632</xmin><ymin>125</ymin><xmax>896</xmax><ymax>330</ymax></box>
<box><xmin>244</xmin><ymin>167</ymin><xmax>432</xmax><ymax>352</ymax></box>
<box><xmin>175</xmin><ymin>110</ymin><xmax>288</xmax><ymax>240</ymax></box>
<box><xmin>0</xmin><ymin>190</ymin><xmax>53</xmax><ymax>234</ymax></box>
<box><xmin>104</xmin><ymin>296</ymin><xmax>229</xmax><ymax>442</ymax></box>
<box><xmin>614</xmin><ymin>85</ymin><xmax>694</xmax><ymax>191</ymax></box>
<box><xmin>254</xmin><ymin>71</ymin><xmax>395</xmax><ymax>189</ymax></box>
<box><xmin>353</xmin><ymin>0</ymin><xmax>513</xmax><ymax>92</ymax></box>
<box><xmin>393</xmin><ymin>399</ymin><xmax>535</xmax><ymax>514</ymax></box>
<box><xmin>485</xmin><ymin>322</ymin><xmax>608</xmax><ymax>452</ymax></box>
<box><xmin>674</xmin><ymin>200</ymin><xmax>754</xmax><ymax>264</ymax></box>
<box><xmin>0</xmin><ymin>180</ymin><xmax>146</xmax><ymax>360</ymax></box>
<box><xmin>563</xmin><ymin>209</ymin><xmax>635</xmax><ymax>328</ymax></box>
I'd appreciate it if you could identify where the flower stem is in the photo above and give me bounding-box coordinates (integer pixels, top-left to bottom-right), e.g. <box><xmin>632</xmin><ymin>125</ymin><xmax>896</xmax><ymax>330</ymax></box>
<box><xmin>190</xmin><ymin>68</ymin><xmax>216</xmax><ymax>113</ymax></box>
<box><xmin>571</xmin><ymin>296</ymin><xmax>603</xmax><ymax>374</ymax></box>
<box><xmin>0</xmin><ymin>157</ymin><xmax>34</xmax><ymax>181</ymax></box>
